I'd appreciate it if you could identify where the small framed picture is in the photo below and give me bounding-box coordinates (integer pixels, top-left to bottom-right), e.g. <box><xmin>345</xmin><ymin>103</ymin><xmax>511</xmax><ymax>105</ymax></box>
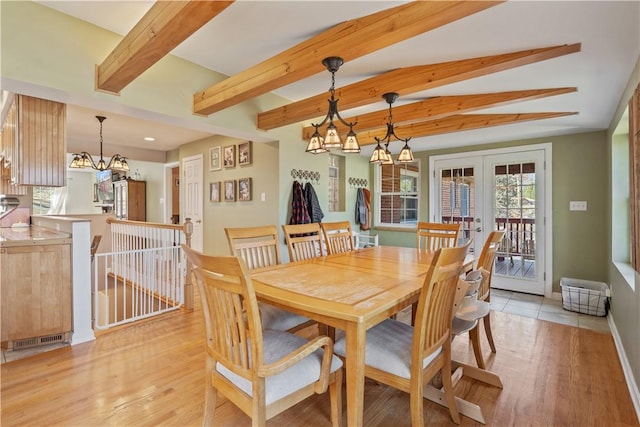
<box><xmin>209</xmin><ymin>146</ymin><xmax>221</xmax><ymax>171</ymax></box>
<box><xmin>238</xmin><ymin>177</ymin><xmax>252</xmax><ymax>201</ymax></box>
<box><xmin>223</xmin><ymin>145</ymin><xmax>236</xmax><ymax>168</ymax></box>
<box><xmin>224</xmin><ymin>180</ymin><xmax>236</xmax><ymax>202</ymax></box>
<box><xmin>238</xmin><ymin>141</ymin><xmax>252</xmax><ymax>166</ymax></box>
<box><xmin>210</xmin><ymin>182</ymin><xmax>220</xmax><ymax>202</ymax></box>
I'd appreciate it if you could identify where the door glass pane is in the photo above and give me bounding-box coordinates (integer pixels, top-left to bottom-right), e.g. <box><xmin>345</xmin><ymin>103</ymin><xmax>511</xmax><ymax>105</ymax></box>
<box><xmin>493</xmin><ymin>162</ymin><xmax>536</xmax><ymax>279</ymax></box>
<box><xmin>440</xmin><ymin>167</ymin><xmax>475</xmax><ymax>252</ymax></box>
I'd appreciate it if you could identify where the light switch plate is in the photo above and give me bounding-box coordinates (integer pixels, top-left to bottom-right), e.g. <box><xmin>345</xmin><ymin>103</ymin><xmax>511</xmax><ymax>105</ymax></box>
<box><xmin>569</xmin><ymin>201</ymin><xmax>587</xmax><ymax>211</ymax></box>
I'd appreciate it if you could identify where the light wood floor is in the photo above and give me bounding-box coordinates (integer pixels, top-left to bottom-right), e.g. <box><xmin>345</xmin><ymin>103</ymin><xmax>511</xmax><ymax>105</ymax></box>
<box><xmin>1</xmin><ymin>297</ymin><xmax>638</xmax><ymax>426</ymax></box>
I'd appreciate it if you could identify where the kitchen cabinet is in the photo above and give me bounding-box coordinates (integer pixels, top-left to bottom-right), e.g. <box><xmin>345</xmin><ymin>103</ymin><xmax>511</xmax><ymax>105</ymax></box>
<box><xmin>114</xmin><ymin>179</ymin><xmax>146</xmax><ymax>221</ymax></box>
<box><xmin>0</xmin><ymin>94</ymin><xmax>67</xmax><ymax>189</ymax></box>
<box><xmin>1</xmin><ymin>227</ymin><xmax>72</xmax><ymax>350</ymax></box>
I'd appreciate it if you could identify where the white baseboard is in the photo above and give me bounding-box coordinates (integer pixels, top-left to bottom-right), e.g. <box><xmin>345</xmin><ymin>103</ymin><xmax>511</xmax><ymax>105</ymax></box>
<box><xmin>608</xmin><ymin>314</ymin><xmax>640</xmax><ymax>422</ymax></box>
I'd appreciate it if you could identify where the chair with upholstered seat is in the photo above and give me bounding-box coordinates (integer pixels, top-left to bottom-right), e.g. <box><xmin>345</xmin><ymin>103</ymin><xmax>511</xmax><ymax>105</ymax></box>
<box><xmin>416</xmin><ymin>222</ymin><xmax>461</xmax><ymax>251</ymax></box>
<box><xmin>225</xmin><ymin>225</ymin><xmax>313</xmax><ymax>333</ymax></box>
<box><xmin>334</xmin><ymin>244</ymin><xmax>470</xmax><ymax>426</ymax></box>
<box><xmin>282</xmin><ymin>223</ymin><xmax>325</xmax><ymax>262</ymax></box>
<box><xmin>182</xmin><ymin>245</ymin><xmax>343</xmax><ymax>427</ymax></box>
<box><xmin>321</xmin><ymin>221</ymin><xmax>354</xmax><ymax>255</ymax></box>
<box><xmin>453</xmin><ymin>230</ymin><xmax>505</xmax><ymax>369</ymax></box>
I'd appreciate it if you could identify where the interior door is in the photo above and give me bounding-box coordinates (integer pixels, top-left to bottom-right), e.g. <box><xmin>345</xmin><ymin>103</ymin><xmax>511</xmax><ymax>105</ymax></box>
<box><xmin>182</xmin><ymin>155</ymin><xmax>203</xmax><ymax>252</ymax></box>
<box><xmin>431</xmin><ymin>146</ymin><xmax>549</xmax><ymax>296</ymax></box>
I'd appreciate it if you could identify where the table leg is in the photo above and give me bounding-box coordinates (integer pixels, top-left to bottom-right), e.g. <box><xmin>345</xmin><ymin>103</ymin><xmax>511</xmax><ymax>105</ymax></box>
<box><xmin>345</xmin><ymin>322</ymin><xmax>366</xmax><ymax>426</ymax></box>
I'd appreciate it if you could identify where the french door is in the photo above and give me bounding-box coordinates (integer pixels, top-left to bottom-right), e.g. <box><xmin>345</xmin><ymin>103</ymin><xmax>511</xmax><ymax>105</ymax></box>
<box><xmin>430</xmin><ymin>145</ymin><xmax>551</xmax><ymax>296</ymax></box>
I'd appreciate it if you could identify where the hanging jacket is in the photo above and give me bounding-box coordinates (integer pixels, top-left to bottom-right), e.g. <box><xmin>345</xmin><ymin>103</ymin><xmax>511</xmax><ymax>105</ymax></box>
<box><xmin>304</xmin><ymin>182</ymin><xmax>324</xmax><ymax>223</ymax></box>
<box><xmin>362</xmin><ymin>188</ymin><xmax>371</xmax><ymax>230</ymax></box>
<box><xmin>355</xmin><ymin>188</ymin><xmax>367</xmax><ymax>226</ymax></box>
<box><xmin>290</xmin><ymin>180</ymin><xmax>311</xmax><ymax>225</ymax></box>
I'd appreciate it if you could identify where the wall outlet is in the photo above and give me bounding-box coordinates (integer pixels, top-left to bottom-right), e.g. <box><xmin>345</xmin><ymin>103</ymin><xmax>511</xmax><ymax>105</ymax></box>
<box><xmin>261</xmin><ymin>192</ymin><xmax>266</xmax><ymax>202</ymax></box>
<box><xmin>569</xmin><ymin>201</ymin><xmax>587</xmax><ymax>211</ymax></box>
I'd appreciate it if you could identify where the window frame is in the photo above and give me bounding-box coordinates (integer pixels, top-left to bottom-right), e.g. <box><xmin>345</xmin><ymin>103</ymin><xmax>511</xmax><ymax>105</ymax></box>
<box><xmin>374</xmin><ymin>161</ymin><xmax>421</xmax><ymax>229</ymax></box>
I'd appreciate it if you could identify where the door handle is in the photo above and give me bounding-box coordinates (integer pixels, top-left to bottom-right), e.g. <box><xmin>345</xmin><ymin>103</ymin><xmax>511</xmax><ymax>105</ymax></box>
<box><xmin>196</xmin><ymin>220</ymin><xmax>202</xmax><ymax>224</ymax></box>
<box><xmin>475</xmin><ymin>227</ymin><xmax>482</xmax><ymax>232</ymax></box>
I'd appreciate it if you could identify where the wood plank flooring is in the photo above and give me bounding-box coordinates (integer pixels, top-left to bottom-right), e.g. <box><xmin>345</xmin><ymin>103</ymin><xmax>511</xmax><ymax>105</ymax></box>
<box><xmin>1</xmin><ymin>297</ymin><xmax>638</xmax><ymax>426</ymax></box>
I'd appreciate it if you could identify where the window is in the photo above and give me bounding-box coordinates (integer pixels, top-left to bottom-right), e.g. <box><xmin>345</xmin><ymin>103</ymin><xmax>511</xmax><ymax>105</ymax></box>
<box><xmin>376</xmin><ymin>161</ymin><xmax>420</xmax><ymax>227</ymax></box>
<box><xmin>32</xmin><ymin>186</ymin><xmax>55</xmax><ymax>214</ymax></box>
<box><xmin>328</xmin><ymin>154</ymin><xmax>345</xmax><ymax>212</ymax></box>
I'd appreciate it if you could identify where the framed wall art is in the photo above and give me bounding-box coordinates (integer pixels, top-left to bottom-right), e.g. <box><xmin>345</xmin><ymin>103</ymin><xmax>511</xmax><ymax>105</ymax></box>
<box><xmin>209</xmin><ymin>146</ymin><xmax>221</xmax><ymax>171</ymax></box>
<box><xmin>210</xmin><ymin>182</ymin><xmax>221</xmax><ymax>202</ymax></box>
<box><xmin>223</xmin><ymin>145</ymin><xmax>236</xmax><ymax>168</ymax></box>
<box><xmin>224</xmin><ymin>180</ymin><xmax>236</xmax><ymax>202</ymax></box>
<box><xmin>238</xmin><ymin>141</ymin><xmax>252</xmax><ymax>166</ymax></box>
<box><xmin>238</xmin><ymin>177</ymin><xmax>252</xmax><ymax>201</ymax></box>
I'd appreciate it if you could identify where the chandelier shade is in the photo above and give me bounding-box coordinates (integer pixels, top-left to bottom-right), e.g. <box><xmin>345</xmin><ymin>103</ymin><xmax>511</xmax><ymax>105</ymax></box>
<box><xmin>306</xmin><ymin>56</ymin><xmax>360</xmax><ymax>154</ymax></box>
<box><xmin>369</xmin><ymin>92</ymin><xmax>414</xmax><ymax>164</ymax></box>
<box><xmin>69</xmin><ymin>115</ymin><xmax>130</xmax><ymax>172</ymax></box>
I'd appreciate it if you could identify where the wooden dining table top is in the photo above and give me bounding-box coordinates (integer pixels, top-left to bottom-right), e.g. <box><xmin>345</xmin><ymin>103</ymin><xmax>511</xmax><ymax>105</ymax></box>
<box><xmin>251</xmin><ymin>245</ymin><xmax>448</xmax><ymax>325</ymax></box>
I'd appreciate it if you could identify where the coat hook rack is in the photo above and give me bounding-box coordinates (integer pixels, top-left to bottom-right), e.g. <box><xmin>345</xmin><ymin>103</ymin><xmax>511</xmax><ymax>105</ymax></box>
<box><xmin>291</xmin><ymin>169</ymin><xmax>320</xmax><ymax>184</ymax></box>
<box><xmin>349</xmin><ymin>177</ymin><xmax>368</xmax><ymax>188</ymax></box>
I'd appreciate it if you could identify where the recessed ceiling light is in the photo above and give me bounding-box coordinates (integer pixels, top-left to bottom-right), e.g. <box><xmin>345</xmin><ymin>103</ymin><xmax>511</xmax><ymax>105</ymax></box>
<box><xmin>144</xmin><ymin>137</ymin><xmax>155</xmax><ymax>142</ymax></box>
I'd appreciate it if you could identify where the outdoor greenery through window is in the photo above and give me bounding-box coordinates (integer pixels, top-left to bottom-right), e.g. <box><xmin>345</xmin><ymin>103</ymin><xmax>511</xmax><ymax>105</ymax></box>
<box><xmin>376</xmin><ymin>161</ymin><xmax>419</xmax><ymax>227</ymax></box>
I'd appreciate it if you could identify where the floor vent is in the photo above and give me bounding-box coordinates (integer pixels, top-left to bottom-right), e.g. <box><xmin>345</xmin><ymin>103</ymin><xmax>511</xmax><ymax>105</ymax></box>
<box><xmin>11</xmin><ymin>334</ymin><xmax>66</xmax><ymax>350</ymax></box>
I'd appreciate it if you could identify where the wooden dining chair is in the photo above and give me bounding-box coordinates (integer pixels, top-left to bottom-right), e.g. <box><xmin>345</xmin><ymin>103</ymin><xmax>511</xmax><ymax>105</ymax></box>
<box><xmin>416</xmin><ymin>222</ymin><xmax>461</xmax><ymax>251</ymax></box>
<box><xmin>321</xmin><ymin>221</ymin><xmax>354</xmax><ymax>255</ymax></box>
<box><xmin>282</xmin><ymin>223</ymin><xmax>325</xmax><ymax>262</ymax></box>
<box><xmin>334</xmin><ymin>244</ymin><xmax>470</xmax><ymax>426</ymax></box>
<box><xmin>453</xmin><ymin>230</ymin><xmax>505</xmax><ymax>369</ymax></box>
<box><xmin>182</xmin><ymin>245</ymin><xmax>343</xmax><ymax>427</ymax></box>
<box><xmin>225</xmin><ymin>225</ymin><xmax>313</xmax><ymax>333</ymax></box>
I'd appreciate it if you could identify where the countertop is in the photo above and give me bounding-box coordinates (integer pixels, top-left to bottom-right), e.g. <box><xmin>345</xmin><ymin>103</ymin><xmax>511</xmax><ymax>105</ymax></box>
<box><xmin>0</xmin><ymin>226</ymin><xmax>72</xmax><ymax>247</ymax></box>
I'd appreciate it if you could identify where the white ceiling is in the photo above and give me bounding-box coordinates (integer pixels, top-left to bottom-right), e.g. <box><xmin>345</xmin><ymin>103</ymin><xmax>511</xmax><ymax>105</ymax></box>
<box><xmin>34</xmin><ymin>1</ymin><xmax>640</xmax><ymax>158</ymax></box>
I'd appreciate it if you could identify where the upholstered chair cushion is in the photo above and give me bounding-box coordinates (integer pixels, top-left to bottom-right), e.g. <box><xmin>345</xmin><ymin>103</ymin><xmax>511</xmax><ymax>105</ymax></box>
<box><xmin>217</xmin><ymin>330</ymin><xmax>343</xmax><ymax>405</ymax></box>
<box><xmin>334</xmin><ymin>319</ymin><xmax>441</xmax><ymax>379</ymax></box>
<box><xmin>260</xmin><ymin>304</ymin><xmax>311</xmax><ymax>331</ymax></box>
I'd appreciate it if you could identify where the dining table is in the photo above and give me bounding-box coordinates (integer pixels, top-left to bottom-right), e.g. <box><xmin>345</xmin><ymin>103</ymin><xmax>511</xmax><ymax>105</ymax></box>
<box><xmin>250</xmin><ymin>245</ymin><xmax>500</xmax><ymax>426</ymax></box>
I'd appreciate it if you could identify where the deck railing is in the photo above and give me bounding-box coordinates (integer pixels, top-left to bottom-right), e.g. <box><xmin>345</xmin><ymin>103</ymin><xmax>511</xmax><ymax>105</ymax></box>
<box><xmin>442</xmin><ymin>216</ymin><xmax>535</xmax><ymax>258</ymax></box>
<box><xmin>93</xmin><ymin>218</ymin><xmax>192</xmax><ymax>330</ymax></box>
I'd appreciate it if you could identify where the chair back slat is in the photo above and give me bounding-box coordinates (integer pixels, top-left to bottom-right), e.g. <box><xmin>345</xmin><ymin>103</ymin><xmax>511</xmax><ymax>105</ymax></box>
<box><xmin>282</xmin><ymin>223</ymin><xmax>325</xmax><ymax>262</ymax></box>
<box><xmin>225</xmin><ymin>226</ymin><xmax>281</xmax><ymax>271</ymax></box>
<box><xmin>321</xmin><ymin>221</ymin><xmax>354</xmax><ymax>255</ymax></box>
<box><xmin>183</xmin><ymin>246</ymin><xmax>263</xmax><ymax>380</ymax></box>
<box><xmin>413</xmin><ymin>243</ymin><xmax>469</xmax><ymax>361</ymax></box>
<box><xmin>476</xmin><ymin>230</ymin><xmax>505</xmax><ymax>301</ymax></box>
<box><xmin>416</xmin><ymin>222</ymin><xmax>461</xmax><ymax>251</ymax></box>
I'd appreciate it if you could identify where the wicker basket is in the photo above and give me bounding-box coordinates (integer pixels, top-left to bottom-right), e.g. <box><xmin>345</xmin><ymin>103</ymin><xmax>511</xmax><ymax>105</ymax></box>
<box><xmin>560</xmin><ymin>277</ymin><xmax>609</xmax><ymax>317</ymax></box>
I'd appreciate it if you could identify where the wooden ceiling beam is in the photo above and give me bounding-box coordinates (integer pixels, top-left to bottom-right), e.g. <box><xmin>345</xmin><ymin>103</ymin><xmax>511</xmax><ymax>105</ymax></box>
<box><xmin>355</xmin><ymin>112</ymin><xmax>578</xmax><ymax>146</ymax></box>
<box><xmin>301</xmin><ymin>87</ymin><xmax>577</xmax><ymax>139</ymax></box>
<box><xmin>260</xmin><ymin>43</ymin><xmax>581</xmax><ymax>130</ymax></box>
<box><xmin>192</xmin><ymin>0</ymin><xmax>503</xmax><ymax>116</ymax></box>
<box><xmin>96</xmin><ymin>1</ymin><xmax>234</xmax><ymax>94</ymax></box>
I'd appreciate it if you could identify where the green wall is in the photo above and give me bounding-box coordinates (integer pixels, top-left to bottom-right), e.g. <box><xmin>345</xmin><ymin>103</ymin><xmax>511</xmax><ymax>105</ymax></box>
<box><xmin>607</xmin><ymin>56</ymin><xmax>640</xmax><ymax>390</ymax></box>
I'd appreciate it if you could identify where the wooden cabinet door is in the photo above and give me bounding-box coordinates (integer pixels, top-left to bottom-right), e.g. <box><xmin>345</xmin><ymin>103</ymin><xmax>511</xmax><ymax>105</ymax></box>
<box><xmin>1</xmin><ymin>243</ymin><xmax>72</xmax><ymax>343</ymax></box>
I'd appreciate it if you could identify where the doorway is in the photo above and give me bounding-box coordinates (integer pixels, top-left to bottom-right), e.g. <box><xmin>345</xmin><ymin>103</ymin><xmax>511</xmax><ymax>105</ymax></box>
<box><xmin>430</xmin><ymin>144</ymin><xmax>552</xmax><ymax>296</ymax></box>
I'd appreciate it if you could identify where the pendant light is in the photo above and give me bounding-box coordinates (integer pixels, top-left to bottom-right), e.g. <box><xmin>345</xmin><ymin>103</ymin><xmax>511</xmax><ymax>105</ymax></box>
<box><xmin>69</xmin><ymin>116</ymin><xmax>130</xmax><ymax>172</ymax></box>
<box><xmin>369</xmin><ymin>92</ymin><xmax>414</xmax><ymax>164</ymax></box>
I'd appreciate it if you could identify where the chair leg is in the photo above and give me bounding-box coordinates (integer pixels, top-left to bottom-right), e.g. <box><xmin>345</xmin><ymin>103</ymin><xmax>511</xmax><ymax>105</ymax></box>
<box><xmin>409</xmin><ymin>381</ymin><xmax>425</xmax><ymax>427</ymax></box>
<box><xmin>329</xmin><ymin>368</ymin><xmax>344</xmax><ymax>427</ymax></box>
<box><xmin>483</xmin><ymin>314</ymin><xmax>496</xmax><ymax>353</ymax></box>
<box><xmin>469</xmin><ymin>325</ymin><xmax>486</xmax><ymax>370</ymax></box>
<box><xmin>441</xmin><ymin>358</ymin><xmax>461</xmax><ymax>424</ymax></box>
<box><xmin>203</xmin><ymin>358</ymin><xmax>217</xmax><ymax>427</ymax></box>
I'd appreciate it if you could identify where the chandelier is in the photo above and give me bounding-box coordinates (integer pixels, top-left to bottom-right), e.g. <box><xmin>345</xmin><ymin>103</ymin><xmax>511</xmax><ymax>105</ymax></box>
<box><xmin>306</xmin><ymin>56</ymin><xmax>360</xmax><ymax>154</ymax></box>
<box><xmin>369</xmin><ymin>92</ymin><xmax>414</xmax><ymax>164</ymax></box>
<box><xmin>69</xmin><ymin>115</ymin><xmax>130</xmax><ymax>172</ymax></box>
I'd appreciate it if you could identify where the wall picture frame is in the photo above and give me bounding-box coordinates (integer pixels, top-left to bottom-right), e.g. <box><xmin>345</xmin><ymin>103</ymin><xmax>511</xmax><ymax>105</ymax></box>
<box><xmin>224</xmin><ymin>180</ymin><xmax>236</xmax><ymax>201</ymax></box>
<box><xmin>223</xmin><ymin>145</ymin><xmax>236</xmax><ymax>168</ymax></box>
<box><xmin>238</xmin><ymin>177</ymin><xmax>252</xmax><ymax>201</ymax></box>
<box><xmin>210</xmin><ymin>181</ymin><xmax>221</xmax><ymax>202</ymax></box>
<box><xmin>238</xmin><ymin>141</ymin><xmax>252</xmax><ymax>166</ymax></box>
<box><xmin>209</xmin><ymin>146</ymin><xmax>221</xmax><ymax>171</ymax></box>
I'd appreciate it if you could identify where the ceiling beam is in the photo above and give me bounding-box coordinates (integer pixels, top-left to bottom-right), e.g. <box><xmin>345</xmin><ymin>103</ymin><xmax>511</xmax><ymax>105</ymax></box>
<box><xmin>301</xmin><ymin>87</ymin><xmax>577</xmax><ymax>139</ymax></box>
<box><xmin>192</xmin><ymin>0</ymin><xmax>503</xmax><ymax>116</ymax></box>
<box><xmin>260</xmin><ymin>43</ymin><xmax>581</xmax><ymax>130</ymax></box>
<box><xmin>354</xmin><ymin>112</ymin><xmax>578</xmax><ymax>146</ymax></box>
<box><xmin>96</xmin><ymin>1</ymin><xmax>234</xmax><ymax>94</ymax></box>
